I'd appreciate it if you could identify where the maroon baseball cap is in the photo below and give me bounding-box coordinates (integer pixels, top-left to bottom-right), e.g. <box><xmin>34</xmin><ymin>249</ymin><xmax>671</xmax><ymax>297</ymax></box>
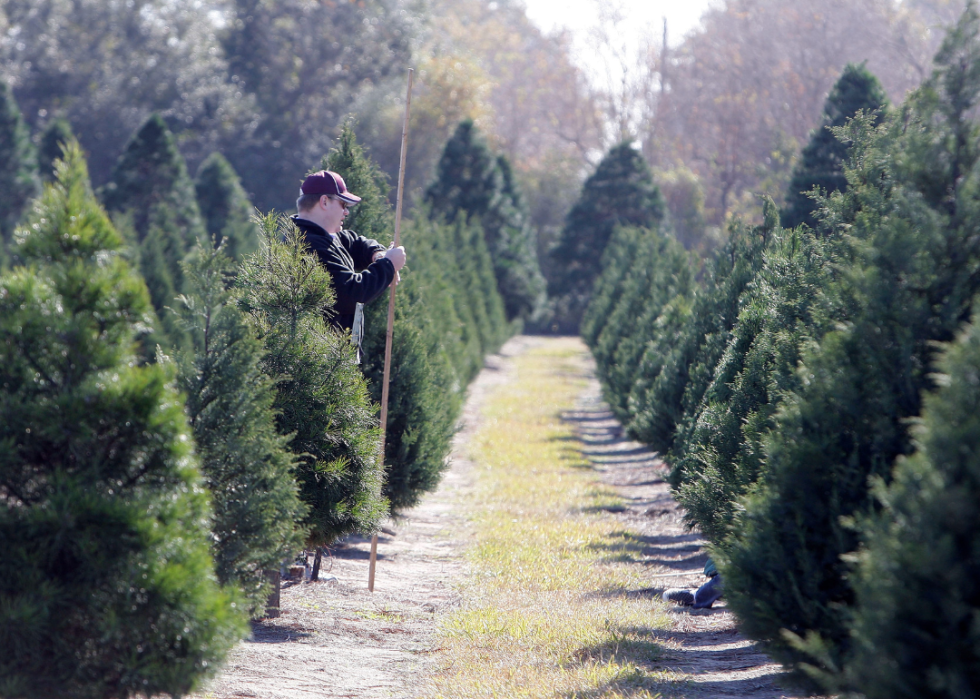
<box><xmin>300</xmin><ymin>170</ymin><xmax>362</xmax><ymax>204</ymax></box>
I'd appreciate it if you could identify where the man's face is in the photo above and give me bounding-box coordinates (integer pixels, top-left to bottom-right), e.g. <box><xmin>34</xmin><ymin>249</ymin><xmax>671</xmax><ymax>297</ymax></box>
<box><xmin>322</xmin><ymin>195</ymin><xmax>349</xmax><ymax>234</ymax></box>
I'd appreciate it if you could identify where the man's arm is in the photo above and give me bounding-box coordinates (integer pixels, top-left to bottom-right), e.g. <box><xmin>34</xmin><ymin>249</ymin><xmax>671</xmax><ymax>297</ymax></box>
<box><xmin>327</xmin><ymin>254</ymin><xmax>396</xmax><ymax>307</ymax></box>
<box><xmin>341</xmin><ymin>230</ymin><xmax>387</xmax><ymax>270</ymax></box>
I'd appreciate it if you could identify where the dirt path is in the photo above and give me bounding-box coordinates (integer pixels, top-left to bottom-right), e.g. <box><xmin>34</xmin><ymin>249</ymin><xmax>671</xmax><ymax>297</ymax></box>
<box><xmin>195</xmin><ymin>336</ymin><xmax>803</xmax><ymax>699</ymax></box>
<box><xmin>193</xmin><ymin>337</ymin><xmax>537</xmax><ymax>699</ymax></box>
<box><xmin>563</xmin><ymin>359</ymin><xmax>805</xmax><ymax>699</ymax></box>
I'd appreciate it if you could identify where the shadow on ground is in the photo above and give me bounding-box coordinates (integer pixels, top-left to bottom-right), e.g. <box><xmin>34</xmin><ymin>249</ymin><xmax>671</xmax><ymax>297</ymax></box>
<box><xmin>559</xmin><ymin>385</ymin><xmax>804</xmax><ymax>699</ymax></box>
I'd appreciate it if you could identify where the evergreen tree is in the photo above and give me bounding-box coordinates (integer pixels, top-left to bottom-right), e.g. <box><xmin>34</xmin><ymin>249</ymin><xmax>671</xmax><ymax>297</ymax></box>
<box><xmin>0</xmin><ymin>142</ymin><xmax>243</xmax><ymax>699</ymax></box>
<box><xmin>580</xmin><ymin>225</ymin><xmax>645</xmax><ymax>351</ymax></box>
<box><xmin>452</xmin><ymin>211</ymin><xmax>509</xmax><ymax>357</ymax></box>
<box><xmin>102</xmin><ymin>114</ymin><xmax>205</xmax><ymax>347</ymax></box>
<box><xmin>602</xmin><ymin>230</ymin><xmax>694</xmax><ymax>422</ymax></box>
<box><xmin>627</xmin><ymin>206</ymin><xmax>774</xmax><ymax>461</ymax></box>
<box><xmin>174</xmin><ymin>242</ymin><xmax>307</xmax><ymax>616</ymax></box>
<box><xmin>721</xmin><ymin>9</ymin><xmax>980</xmax><ymax>687</ymax></box>
<box><xmin>237</xmin><ymin>214</ymin><xmax>386</xmax><ymax>545</ymax></box>
<box><xmin>0</xmin><ymin>80</ymin><xmax>39</xmax><ymax>252</ymax></box>
<box><xmin>326</xmin><ymin>124</ymin><xmax>464</xmax><ymax>511</ymax></box>
<box><xmin>781</xmin><ymin>63</ymin><xmax>888</xmax><ymax>229</ymax></box>
<box><xmin>549</xmin><ymin>141</ymin><xmax>665</xmax><ymax>333</ymax></box>
<box><xmin>38</xmin><ymin>118</ymin><xmax>75</xmax><ymax>184</ymax></box>
<box><xmin>102</xmin><ymin>113</ymin><xmax>205</xmax><ymax>246</ymax></box>
<box><xmin>425</xmin><ymin>119</ymin><xmax>547</xmax><ymax>325</ymax></box>
<box><xmin>195</xmin><ymin>152</ymin><xmax>260</xmax><ymax>262</ymax></box>
<box><xmin>844</xmin><ymin>315</ymin><xmax>980</xmax><ymax>698</ymax></box>
<box><xmin>585</xmin><ymin>226</ymin><xmax>695</xmax><ymax>422</ymax></box>
<box><xmin>676</xmin><ymin>226</ymin><xmax>836</xmax><ymax>542</ymax></box>
<box><xmin>494</xmin><ymin>153</ymin><xmax>548</xmax><ymax>324</ymax></box>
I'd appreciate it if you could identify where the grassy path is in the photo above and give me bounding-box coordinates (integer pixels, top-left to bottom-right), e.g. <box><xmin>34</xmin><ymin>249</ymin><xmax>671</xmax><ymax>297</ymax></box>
<box><xmin>423</xmin><ymin>337</ymin><xmax>674</xmax><ymax>698</ymax></box>
<box><xmin>194</xmin><ymin>336</ymin><xmax>798</xmax><ymax>699</ymax></box>
<box><xmin>423</xmin><ymin>336</ymin><xmax>800</xmax><ymax>699</ymax></box>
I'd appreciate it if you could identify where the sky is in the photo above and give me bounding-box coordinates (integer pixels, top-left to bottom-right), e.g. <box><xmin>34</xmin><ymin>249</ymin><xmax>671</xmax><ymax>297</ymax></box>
<box><xmin>520</xmin><ymin>0</ymin><xmax>715</xmax><ymax>47</ymax></box>
<box><xmin>518</xmin><ymin>0</ymin><xmax>716</xmax><ymax>94</ymax></box>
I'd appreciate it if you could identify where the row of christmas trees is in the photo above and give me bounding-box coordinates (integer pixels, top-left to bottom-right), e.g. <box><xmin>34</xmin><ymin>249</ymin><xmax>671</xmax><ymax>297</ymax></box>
<box><xmin>585</xmin><ymin>8</ymin><xmax>980</xmax><ymax>697</ymax></box>
<box><xmin>0</xmin><ymin>88</ymin><xmax>521</xmax><ymax>694</ymax></box>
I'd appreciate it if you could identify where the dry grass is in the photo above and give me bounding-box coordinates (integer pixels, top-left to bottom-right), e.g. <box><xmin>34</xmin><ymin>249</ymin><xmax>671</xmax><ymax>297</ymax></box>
<box><xmin>423</xmin><ymin>339</ymin><xmax>672</xmax><ymax>699</ymax></box>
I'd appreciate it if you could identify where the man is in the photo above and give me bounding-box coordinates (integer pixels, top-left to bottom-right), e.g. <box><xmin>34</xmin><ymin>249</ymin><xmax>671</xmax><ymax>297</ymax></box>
<box><xmin>293</xmin><ymin>170</ymin><xmax>406</xmax><ymax>360</ymax></box>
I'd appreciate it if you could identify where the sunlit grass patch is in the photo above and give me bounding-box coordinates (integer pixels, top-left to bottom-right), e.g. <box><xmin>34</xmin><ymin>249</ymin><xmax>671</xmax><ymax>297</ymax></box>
<box><xmin>424</xmin><ymin>339</ymin><xmax>672</xmax><ymax>698</ymax></box>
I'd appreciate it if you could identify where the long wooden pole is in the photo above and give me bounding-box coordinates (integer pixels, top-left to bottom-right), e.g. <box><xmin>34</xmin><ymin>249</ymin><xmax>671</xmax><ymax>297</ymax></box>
<box><xmin>369</xmin><ymin>67</ymin><xmax>414</xmax><ymax>593</ymax></box>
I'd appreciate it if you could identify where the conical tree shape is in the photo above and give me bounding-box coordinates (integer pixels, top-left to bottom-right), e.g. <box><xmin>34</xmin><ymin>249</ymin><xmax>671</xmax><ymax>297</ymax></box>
<box><xmin>595</xmin><ymin>227</ymin><xmax>695</xmax><ymax>423</ymax></box>
<box><xmin>782</xmin><ymin>63</ymin><xmax>888</xmax><ymax>229</ymax></box>
<box><xmin>38</xmin><ymin>118</ymin><xmax>75</xmax><ymax>184</ymax></box>
<box><xmin>195</xmin><ymin>152</ymin><xmax>260</xmax><ymax>262</ymax></box>
<box><xmin>452</xmin><ymin>211</ymin><xmax>509</xmax><ymax>357</ymax></box>
<box><xmin>0</xmin><ymin>80</ymin><xmax>39</xmax><ymax>250</ymax></box>
<box><xmin>722</xmin><ymin>8</ymin><xmax>980</xmax><ymax>688</ymax></box>
<box><xmin>174</xmin><ymin>242</ymin><xmax>307</xmax><ymax>616</ymax></box>
<box><xmin>676</xmin><ymin>226</ymin><xmax>836</xmax><ymax>543</ymax></box>
<box><xmin>425</xmin><ymin>119</ymin><xmax>546</xmax><ymax>325</ymax></box>
<box><xmin>0</xmin><ymin>142</ymin><xmax>244</xmax><ymax>699</ymax></box>
<box><xmin>549</xmin><ymin>141</ymin><xmax>665</xmax><ymax>333</ymax></box>
<box><xmin>325</xmin><ymin>123</ymin><xmax>461</xmax><ymax>512</ymax></box>
<box><xmin>237</xmin><ymin>213</ymin><xmax>385</xmax><ymax>545</ymax></box>
<box><xmin>103</xmin><ymin>113</ymin><xmax>205</xmax><ymax>348</ymax></box>
<box><xmin>845</xmin><ymin>315</ymin><xmax>980</xmax><ymax>698</ymax></box>
<box><xmin>103</xmin><ymin>113</ymin><xmax>205</xmax><ymax>246</ymax></box>
<box><xmin>628</xmin><ymin>207</ymin><xmax>774</xmax><ymax>462</ymax></box>
<box><xmin>140</xmin><ymin>205</ymin><xmax>191</xmax><ymax>349</ymax></box>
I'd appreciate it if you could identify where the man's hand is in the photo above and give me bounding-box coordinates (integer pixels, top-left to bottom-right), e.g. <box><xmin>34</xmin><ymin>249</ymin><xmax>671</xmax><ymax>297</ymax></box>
<box><xmin>374</xmin><ymin>245</ymin><xmax>406</xmax><ymax>284</ymax></box>
<box><xmin>383</xmin><ymin>245</ymin><xmax>406</xmax><ymax>271</ymax></box>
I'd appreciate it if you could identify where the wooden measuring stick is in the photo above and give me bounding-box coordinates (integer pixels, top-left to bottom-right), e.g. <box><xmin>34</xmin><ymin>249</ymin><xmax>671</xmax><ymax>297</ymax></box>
<box><xmin>369</xmin><ymin>67</ymin><xmax>414</xmax><ymax>593</ymax></box>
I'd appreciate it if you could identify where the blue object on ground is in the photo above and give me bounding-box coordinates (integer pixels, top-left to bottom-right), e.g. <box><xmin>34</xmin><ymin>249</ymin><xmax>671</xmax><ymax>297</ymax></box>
<box><xmin>692</xmin><ymin>573</ymin><xmax>724</xmax><ymax>609</ymax></box>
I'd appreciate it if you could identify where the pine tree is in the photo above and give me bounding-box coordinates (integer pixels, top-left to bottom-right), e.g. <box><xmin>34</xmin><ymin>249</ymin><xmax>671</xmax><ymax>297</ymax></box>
<box><xmin>585</xmin><ymin>226</ymin><xmax>694</xmax><ymax>422</ymax></box>
<box><xmin>598</xmin><ymin>229</ymin><xmax>694</xmax><ymax>422</ymax></box>
<box><xmin>325</xmin><ymin>123</ymin><xmax>463</xmax><ymax>512</ymax></box>
<box><xmin>781</xmin><ymin>63</ymin><xmax>888</xmax><ymax>229</ymax></box>
<box><xmin>237</xmin><ymin>214</ymin><xmax>386</xmax><ymax>545</ymax></box>
<box><xmin>174</xmin><ymin>242</ymin><xmax>307</xmax><ymax>616</ymax></box>
<box><xmin>721</xmin><ymin>9</ymin><xmax>980</xmax><ymax>687</ymax></box>
<box><xmin>195</xmin><ymin>152</ymin><xmax>260</xmax><ymax>262</ymax></box>
<box><xmin>425</xmin><ymin>119</ymin><xmax>547</xmax><ymax>325</ymax></box>
<box><xmin>0</xmin><ymin>80</ymin><xmax>39</xmax><ymax>252</ymax></box>
<box><xmin>38</xmin><ymin>118</ymin><xmax>75</xmax><ymax>184</ymax></box>
<box><xmin>627</xmin><ymin>206</ymin><xmax>774</xmax><ymax>462</ymax></box>
<box><xmin>0</xmin><ymin>142</ymin><xmax>244</xmax><ymax>699</ymax></box>
<box><xmin>676</xmin><ymin>226</ymin><xmax>836</xmax><ymax>543</ymax></box>
<box><xmin>581</xmin><ymin>225</ymin><xmax>655</xmax><ymax>351</ymax></box>
<box><xmin>102</xmin><ymin>113</ymin><xmax>205</xmax><ymax>246</ymax></box>
<box><xmin>549</xmin><ymin>141</ymin><xmax>665</xmax><ymax>333</ymax></box>
<box><xmin>844</xmin><ymin>316</ymin><xmax>980</xmax><ymax>698</ymax></box>
<box><xmin>102</xmin><ymin>114</ymin><xmax>205</xmax><ymax>348</ymax></box>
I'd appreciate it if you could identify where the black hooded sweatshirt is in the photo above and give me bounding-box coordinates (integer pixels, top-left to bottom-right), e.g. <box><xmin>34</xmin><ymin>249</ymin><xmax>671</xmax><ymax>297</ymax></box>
<box><xmin>292</xmin><ymin>215</ymin><xmax>396</xmax><ymax>332</ymax></box>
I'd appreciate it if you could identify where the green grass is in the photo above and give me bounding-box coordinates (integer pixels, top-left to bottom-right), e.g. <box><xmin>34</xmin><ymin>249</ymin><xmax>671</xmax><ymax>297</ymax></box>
<box><xmin>424</xmin><ymin>338</ymin><xmax>672</xmax><ymax>699</ymax></box>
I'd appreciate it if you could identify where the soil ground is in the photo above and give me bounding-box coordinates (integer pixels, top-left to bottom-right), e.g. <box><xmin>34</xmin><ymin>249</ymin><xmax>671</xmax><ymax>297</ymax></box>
<box><xmin>193</xmin><ymin>336</ymin><xmax>807</xmax><ymax>699</ymax></box>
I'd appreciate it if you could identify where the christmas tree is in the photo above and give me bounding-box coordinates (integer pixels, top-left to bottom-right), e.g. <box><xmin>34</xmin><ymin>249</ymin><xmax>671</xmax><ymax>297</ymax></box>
<box><xmin>195</xmin><ymin>152</ymin><xmax>260</xmax><ymax>261</ymax></box>
<box><xmin>845</xmin><ymin>316</ymin><xmax>980</xmax><ymax>698</ymax></box>
<box><xmin>326</xmin><ymin>124</ymin><xmax>463</xmax><ymax>512</ymax></box>
<box><xmin>722</xmin><ymin>8</ymin><xmax>980</xmax><ymax>687</ymax></box>
<box><xmin>0</xmin><ymin>141</ymin><xmax>243</xmax><ymax>698</ymax></box>
<box><xmin>174</xmin><ymin>242</ymin><xmax>307</xmax><ymax>616</ymax></box>
<box><xmin>425</xmin><ymin>119</ymin><xmax>546</xmax><ymax>325</ymax></box>
<box><xmin>628</xmin><ymin>205</ymin><xmax>774</xmax><ymax>461</ymax></box>
<box><xmin>548</xmin><ymin>141</ymin><xmax>665</xmax><ymax>333</ymax></box>
<box><xmin>102</xmin><ymin>114</ymin><xmax>205</xmax><ymax>347</ymax></box>
<box><xmin>781</xmin><ymin>63</ymin><xmax>888</xmax><ymax>229</ymax></box>
<box><xmin>0</xmin><ymin>80</ymin><xmax>39</xmax><ymax>255</ymax></box>
<box><xmin>37</xmin><ymin>118</ymin><xmax>75</xmax><ymax>184</ymax></box>
<box><xmin>237</xmin><ymin>213</ymin><xmax>385</xmax><ymax>545</ymax></box>
<box><xmin>676</xmin><ymin>226</ymin><xmax>836</xmax><ymax>543</ymax></box>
